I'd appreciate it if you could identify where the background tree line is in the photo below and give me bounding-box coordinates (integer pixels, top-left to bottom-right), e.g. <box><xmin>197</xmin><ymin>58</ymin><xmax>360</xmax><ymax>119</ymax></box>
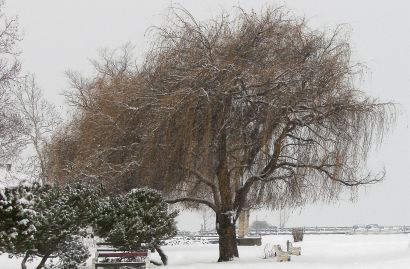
<box><xmin>0</xmin><ymin>1</ymin><xmax>58</xmax><ymax>185</ymax></box>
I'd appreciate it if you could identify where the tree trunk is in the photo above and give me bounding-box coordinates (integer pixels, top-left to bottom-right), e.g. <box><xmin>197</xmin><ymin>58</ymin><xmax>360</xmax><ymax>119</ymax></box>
<box><xmin>21</xmin><ymin>251</ymin><xmax>31</xmax><ymax>269</ymax></box>
<box><xmin>216</xmin><ymin>212</ymin><xmax>238</xmax><ymax>262</ymax></box>
<box><xmin>35</xmin><ymin>252</ymin><xmax>51</xmax><ymax>269</ymax></box>
<box><xmin>214</xmin><ymin>96</ymin><xmax>238</xmax><ymax>262</ymax></box>
<box><xmin>154</xmin><ymin>244</ymin><xmax>168</xmax><ymax>265</ymax></box>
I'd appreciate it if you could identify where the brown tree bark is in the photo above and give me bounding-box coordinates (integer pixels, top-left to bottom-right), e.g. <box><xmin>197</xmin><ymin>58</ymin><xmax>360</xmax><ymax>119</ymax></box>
<box><xmin>215</xmin><ymin>97</ymin><xmax>239</xmax><ymax>262</ymax></box>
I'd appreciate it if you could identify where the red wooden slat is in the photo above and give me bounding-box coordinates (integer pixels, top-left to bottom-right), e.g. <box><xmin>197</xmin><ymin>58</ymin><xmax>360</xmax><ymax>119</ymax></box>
<box><xmin>94</xmin><ymin>262</ymin><xmax>145</xmax><ymax>267</ymax></box>
<box><xmin>98</xmin><ymin>252</ymin><xmax>148</xmax><ymax>257</ymax></box>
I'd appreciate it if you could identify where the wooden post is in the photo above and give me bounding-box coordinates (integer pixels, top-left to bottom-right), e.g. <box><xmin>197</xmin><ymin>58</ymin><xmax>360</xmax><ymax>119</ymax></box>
<box><xmin>238</xmin><ymin>209</ymin><xmax>250</xmax><ymax>238</ymax></box>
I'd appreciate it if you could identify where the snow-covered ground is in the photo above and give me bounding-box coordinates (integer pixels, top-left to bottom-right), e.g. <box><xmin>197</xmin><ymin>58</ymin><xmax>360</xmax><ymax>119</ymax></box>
<box><xmin>1</xmin><ymin>234</ymin><xmax>410</xmax><ymax>268</ymax></box>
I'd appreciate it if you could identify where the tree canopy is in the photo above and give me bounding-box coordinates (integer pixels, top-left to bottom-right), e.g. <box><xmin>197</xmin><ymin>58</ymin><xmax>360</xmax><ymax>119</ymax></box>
<box><xmin>46</xmin><ymin>6</ymin><xmax>394</xmax><ymax>261</ymax></box>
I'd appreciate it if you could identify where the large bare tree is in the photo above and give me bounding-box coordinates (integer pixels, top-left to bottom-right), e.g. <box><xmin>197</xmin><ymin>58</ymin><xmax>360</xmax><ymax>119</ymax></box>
<box><xmin>13</xmin><ymin>75</ymin><xmax>61</xmax><ymax>183</ymax></box>
<box><xmin>0</xmin><ymin>0</ymin><xmax>23</xmax><ymax>164</ymax></box>
<box><xmin>136</xmin><ymin>8</ymin><xmax>393</xmax><ymax>261</ymax></box>
<box><xmin>0</xmin><ymin>2</ymin><xmax>59</xmax><ymax>186</ymax></box>
<box><xmin>48</xmin><ymin>7</ymin><xmax>394</xmax><ymax>262</ymax></box>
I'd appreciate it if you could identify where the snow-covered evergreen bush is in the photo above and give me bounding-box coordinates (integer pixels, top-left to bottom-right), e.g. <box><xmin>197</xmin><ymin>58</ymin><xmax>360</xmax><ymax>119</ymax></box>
<box><xmin>44</xmin><ymin>236</ymin><xmax>90</xmax><ymax>269</ymax></box>
<box><xmin>0</xmin><ymin>183</ymin><xmax>41</xmax><ymax>255</ymax></box>
<box><xmin>94</xmin><ymin>188</ymin><xmax>178</xmax><ymax>250</ymax></box>
<box><xmin>0</xmin><ymin>182</ymin><xmax>101</xmax><ymax>268</ymax></box>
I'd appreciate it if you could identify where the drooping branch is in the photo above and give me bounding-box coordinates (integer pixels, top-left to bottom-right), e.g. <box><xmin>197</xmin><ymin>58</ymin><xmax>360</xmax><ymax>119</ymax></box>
<box><xmin>277</xmin><ymin>161</ymin><xmax>384</xmax><ymax>186</ymax></box>
<box><xmin>181</xmin><ymin>166</ymin><xmax>221</xmax><ymax>207</ymax></box>
<box><xmin>165</xmin><ymin>197</ymin><xmax>217</xmax><ymax>212</ymax></box>
<box><xmin>232</xmin><ymin>123</ymin><xmax>294</xmax><ymax>213</ymax></box>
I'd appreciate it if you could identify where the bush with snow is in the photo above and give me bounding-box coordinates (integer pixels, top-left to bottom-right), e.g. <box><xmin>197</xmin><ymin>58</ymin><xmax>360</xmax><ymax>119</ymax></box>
<box><xmin>92</xmin><ymin>187</ymin><xmax>178</xmax><ymax>266</ymax></box>
<box><xmin>0</xmin><ymin>183</ymin><xmax>41</xmax><ymax>255</ymax></box>
<box><xmin>0</xmin><ymin>182</ymin><xmax>101</xmax><ymax>268</ymax></box>
<box><xmin>44</xmin><ymin>236</ymin><xmax>90</xmax><ymax>269</ymax></box>
<box><xmin>93</xmin><ymin>187</ymin><xmax>178</xmax><ymax>251</ymax></box>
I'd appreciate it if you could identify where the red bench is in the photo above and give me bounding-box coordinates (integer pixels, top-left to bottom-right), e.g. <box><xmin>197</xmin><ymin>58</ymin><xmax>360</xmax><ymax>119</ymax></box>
<box><xmin>93</xmin><ymin>249</ymin><xmax>150</xmax><ymax>268</ymax></box>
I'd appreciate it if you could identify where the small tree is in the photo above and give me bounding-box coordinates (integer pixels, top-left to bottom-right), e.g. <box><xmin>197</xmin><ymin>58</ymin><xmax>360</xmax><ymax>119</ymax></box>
<box><xmin>0</xmin><ymin>182</ymin><xmax>100</xmax><ymax>269</ymax></box>
<box><xmin>93</xmin><ymin>188</ymin><xmax>178</xmax><ymax>265</ymax></box>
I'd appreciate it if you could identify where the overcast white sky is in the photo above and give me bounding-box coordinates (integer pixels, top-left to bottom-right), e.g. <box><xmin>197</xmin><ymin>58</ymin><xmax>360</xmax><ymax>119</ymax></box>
<box><xmin>5</xmin><ymin>0</ymin><xmax>409</xmax><ymax>231</ymax></box>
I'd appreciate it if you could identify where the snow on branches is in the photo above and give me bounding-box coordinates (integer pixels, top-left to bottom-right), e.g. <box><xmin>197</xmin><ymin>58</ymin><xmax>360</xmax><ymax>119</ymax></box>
<box><xmin>1</xmin><ymin>183</ymin><xmax>178</xmax><ymax>268</ymax></box>
<box><xmin>93</xmin><ymin>187</ymin><xmax>178</xmax><ymax>250</ymax></box>
<box><xmin>0</xmin><ymin>182</ymin><xmax>101</xmax><ymax>269</ymax></box>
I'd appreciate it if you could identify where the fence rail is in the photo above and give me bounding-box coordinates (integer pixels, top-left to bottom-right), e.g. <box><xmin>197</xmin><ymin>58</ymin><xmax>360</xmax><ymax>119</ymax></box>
<box><xmin>183</xmin><ymin>225</ymin><xmax>410</xmax><ymax>238</ymax></box>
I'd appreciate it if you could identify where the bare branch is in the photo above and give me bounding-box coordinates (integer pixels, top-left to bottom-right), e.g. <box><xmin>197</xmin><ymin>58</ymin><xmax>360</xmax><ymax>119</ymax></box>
<box><xmin>165</xmin><ymin>197</ymin><xmax>217</xmax><ymax>212</ymax></box>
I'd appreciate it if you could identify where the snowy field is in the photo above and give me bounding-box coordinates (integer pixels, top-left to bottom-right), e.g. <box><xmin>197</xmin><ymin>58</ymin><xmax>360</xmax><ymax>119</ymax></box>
<box><xmin>1</xmin><ymin>234</ymin><xmax>410</xmax><ymax>268</ymax></box>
